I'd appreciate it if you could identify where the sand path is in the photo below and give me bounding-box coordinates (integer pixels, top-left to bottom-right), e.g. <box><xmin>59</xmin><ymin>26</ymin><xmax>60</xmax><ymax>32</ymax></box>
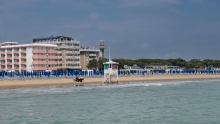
<box><xmin>0</xmin><ymin>74</ymin><xmax>220</xmax><ymax>89</ymax></box>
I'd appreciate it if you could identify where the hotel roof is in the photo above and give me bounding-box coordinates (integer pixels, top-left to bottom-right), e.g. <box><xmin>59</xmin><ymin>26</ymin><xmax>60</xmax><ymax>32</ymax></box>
<box><xmin>1</xmin><ymin>43</ymin><xmax>57</xmax><ymax>48</ymax></box>
<box><xmin>33</xmin><ymin>36</ymin><xmax>74</xmax><ymax>41</ymax></box>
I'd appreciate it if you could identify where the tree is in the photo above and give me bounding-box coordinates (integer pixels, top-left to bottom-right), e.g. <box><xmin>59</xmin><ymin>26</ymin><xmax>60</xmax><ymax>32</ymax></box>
<box><xmin>87</xmin><ymin>59</ymin><xmax>98</xmax><ymax>70</ymax></box>
<box><xmin>87</xmin><ymin>58</ymin><xmax>108</xmax><ymax>70</ymax></box>
<box><xmin>87</xmin><ymin>57</ymin><xmax>220</xmax><ymax>70</ymax></box>
<box><xmin>98</xmin><ymin>57</ymin><xmax>108</xmax><ymax>70</ymax></box>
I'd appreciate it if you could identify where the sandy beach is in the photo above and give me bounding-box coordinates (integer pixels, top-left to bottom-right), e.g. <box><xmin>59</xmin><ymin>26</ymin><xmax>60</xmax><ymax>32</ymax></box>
<box><xmin>0</xmin><ymin>74</ymin><xmax>220</xmax><ymax>89</ymax></box>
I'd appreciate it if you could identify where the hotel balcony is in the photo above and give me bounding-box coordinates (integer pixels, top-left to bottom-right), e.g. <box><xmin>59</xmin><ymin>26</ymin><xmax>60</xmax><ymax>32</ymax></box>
<box><xmin>32</xmin><ymin>50</ymin><xmax>47</xmax><ymax>54</ymax></box>
<box><xmin>14</xmin><ymin>51</ymin><xmax>19</xmax><ymax>54</ymax></box>
<box><xmin>14</xmin><ymin>62</ymin><xmax>19</xmax><ymax>65</ymax></box>
<box><xmin>15</xmin><ymin>68</ymin><xmax>20</xmax><ymax>71</ymax></box>
<box><xmin>47</xmin><ymin>67</ymin><xmax>57</xmax><ymax>70</ymax></box>
<box><xmin>57</xmin><ymin>61</ymin><xmax>62</xmax><ymax>64</ymax></box>
<box><xmin>7</xmin><ymin>62</ymin><xmax>13</xmax><ymax>65</ymax></box>
<box><xmin>1</xmin><ymin>68</ymin><xmax>6</xmax><ymax>71</ymax></box>
<box><xmin>32</xmin><ymin>67</ymin><xmax>47</xmax><ymax>71</ymax></box>
<box><xmin>74</xmin><ymin>61</ymin><xmax>80</xmax><ymax>64</ymax></box>
<box><xmin>65</xmin><ymin>51</ymin><xmax>72</xmax><ymax>54</ymax></box>
<box><xmin>7</xmin><ymin>68</ymin><xmax>13</xmax><ymax>71</ymax></box>
<box><xmin>66</xmin><ymin>46</ymin><xmax>73</xmax><ymax>49</ymax></box>
<box><xmin>21</xmin><ymin>56</ymin><xmax>26</xmax><ymax>59</ymax></box>
<box><xmin>74</xmin><ymin>51</ymin><xmax>80</xmax><ymax>54</ymax></box>
<box><xmin>66</xmin><ymin>56</ymin><xmax>73</xmax><ymax>59</ymax></box>
<box><xmin>74</xmin><ymin>56</ymin><xmax>80</xmax><ymax>59</ymax></box>
<box><xmin>7</xmin><ymin>52</ymin><xmax>12</xmax><ymax>54</ymax></box>
<box><xmin>14</xmin><ymin>56</ymin><xmax>20</xmax><ymax>59</ymax></box>
<box><xmin>48</xmin><ymin>50</ymin><xmax>57</xmax><ymax>54</ymax></box>
<box><xmin>7</xmin><ymin>58</ymin><xmax>12</xmax><ymax>60</ymax></box>
<box><xmin>66</xmin><ymin>66</ymin><xmax>81</xmax><ymax>69</ymax></box>
<box><xmin>89</xmin><ymin>54</ymin><xmax>97</xmax><ymax>57</ymax></box>
<box><xmin>32</xmin><ymin>56</ymin><xmax>47</xmax><ymax>59</ymax></box>
<box><xmin>21</xmin><ymin>68</ymin><xmax>27</xmax><ymax>70</ymax></box>
<box><xmin>21</xmin><ymin>61</ymin><xmax>26</xmax><ymax>64</ymax></box>
<box><xmin>32</xmin><ymin>61</ymin><xmax>47</xmax><ymax>65</ymax></box>
<box><xmin>21</xmin><ymin>51</ymin><xmax>26</xmax><ymax>53</ymax></box>
<box><xmin>2</xmin><ymin>58</ymin><xmax>6</xmax><ymax>60</ymax></box>
<box><xmin>47</xmin><ymin>62</ymin><xmax>58</xmax><ymax>65</ymax></box>
<box><xmin>1</xmin><ymin>52</ymin><xmax>5</xmax><ymax>55</ymax></box>
<box><xmin>48</xmin><ymin>56</ymin><xmax>58</xmax><ymax>59</ymax></box>
<box><xmin>60</xmin><ymin>45</ymin><xmax>66</xmax><ymax>49</ymax></box>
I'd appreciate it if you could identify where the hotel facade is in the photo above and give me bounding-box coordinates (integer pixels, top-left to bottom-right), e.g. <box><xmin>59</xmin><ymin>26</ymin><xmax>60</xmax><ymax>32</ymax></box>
<box><xmin>0</xmin><ymin>42</ymin><xmax>58</xmax><ymax>72</ymax></box>
<box><xmin>33</xmin><ymin>36</ymin><xmax>81</xmax><ymax>70</ymax></box>
<box><xmin>0</xmin><ymin>36</ymin><xmax>103</xmax><ymax>72</ymax></box>
<box><xmin>79</xmin><ymin>46</ymin><xmax>100</xmax><ymax>70</ymax></box>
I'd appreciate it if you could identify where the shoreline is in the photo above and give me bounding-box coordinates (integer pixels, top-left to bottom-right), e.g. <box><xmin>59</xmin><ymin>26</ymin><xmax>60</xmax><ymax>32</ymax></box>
<box><xmin>0</xmin><ymin>75</ymin><xmax>220</xmax><ymax>90</ymax></box>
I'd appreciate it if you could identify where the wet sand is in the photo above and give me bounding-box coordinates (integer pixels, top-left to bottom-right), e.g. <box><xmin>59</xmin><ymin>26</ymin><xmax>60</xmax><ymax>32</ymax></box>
<box><xmin>0</xmin><ymin>74</ymin><xmax>220</xmax><ymax>89</ymax></box>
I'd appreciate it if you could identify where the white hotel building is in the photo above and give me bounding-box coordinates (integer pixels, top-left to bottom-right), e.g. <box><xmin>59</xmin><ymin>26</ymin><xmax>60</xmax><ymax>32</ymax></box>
<box><xmin>0</xmin><ymin>42</ymin><xmax>58</xmax><ymax>72</ymax></box>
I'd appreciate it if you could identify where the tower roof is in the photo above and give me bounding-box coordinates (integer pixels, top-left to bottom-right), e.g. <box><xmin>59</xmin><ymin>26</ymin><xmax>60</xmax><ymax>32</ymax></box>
<box><xmin>103</xmin><ymin>60</ymin><xmax>119</xmax><ymax>64</ymax></box>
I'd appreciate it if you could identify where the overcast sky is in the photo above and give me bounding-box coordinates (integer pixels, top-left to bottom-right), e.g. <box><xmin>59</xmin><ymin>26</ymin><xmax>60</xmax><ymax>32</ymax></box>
<box><xmin>0</xmin><ymin>0</ymin><xmax>220</xmax><ymax>60</ymax></box>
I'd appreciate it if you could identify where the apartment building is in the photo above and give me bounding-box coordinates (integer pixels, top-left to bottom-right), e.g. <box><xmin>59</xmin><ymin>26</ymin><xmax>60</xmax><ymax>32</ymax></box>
<box><xmin>79</xmin><ymin>46</ymin><xmax>100</xmax><ymax>70</ymax></box>
<box><xmin>33</xmin><ymin>36</ymin><xmax>81</xmax><ymax>70</ymax></box>
<box><xmin>0</xmin><ymin>42</ymin><xmax>58</xmax><ymax>72</ymax></box>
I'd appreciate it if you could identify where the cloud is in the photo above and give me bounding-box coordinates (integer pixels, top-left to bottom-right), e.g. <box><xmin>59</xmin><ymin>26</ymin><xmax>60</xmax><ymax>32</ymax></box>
<box><xmin>88</xmin><ymin>12</ymin><xmax>100</xmax><ymax>20</ymax></box>
<box><xmin>119</xmin><ymin>0</ymin><xmax>181</xmax><ymax>7</ymax></box>
<box><xmin>138</xmin><ymin>43</ymin><xmax>149</xmax><ymax>49</ymax></box>
<box><xmin>191</xmin><ymin>0</ymin><xmax>203</xmax><ymax>4</ymax></box>
<box><xmin>0</xmin><ymin>0</ymin><xmax>32</xmax><ymax>7</ymax></box>
<box><xmin>164</xmin><ymin>52</ymin><xmax>178</xmax><ymax>58</ymax></box>
<box><xmin>0</xmin><ymin>0</ymin><xmax>220</xmax><ymax>60</ymax></box>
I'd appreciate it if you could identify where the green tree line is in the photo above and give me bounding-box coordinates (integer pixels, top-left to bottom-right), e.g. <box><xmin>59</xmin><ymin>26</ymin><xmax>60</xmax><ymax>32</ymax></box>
<box><xmin>87</xmin><ymin>58</ymin><xmax>220</xmax><ymax>70</ymax></box>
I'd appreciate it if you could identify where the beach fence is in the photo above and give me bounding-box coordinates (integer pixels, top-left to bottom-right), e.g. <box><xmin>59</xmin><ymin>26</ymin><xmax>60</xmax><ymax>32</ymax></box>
<box><xmin>0</xmin><ymin>69</ymin><xmax>220</xmax><ymax>81</ymax></box>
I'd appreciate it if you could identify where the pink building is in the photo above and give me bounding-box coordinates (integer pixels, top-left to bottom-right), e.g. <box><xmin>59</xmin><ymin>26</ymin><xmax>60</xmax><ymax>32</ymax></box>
<box><xmin>0</xmin><ymin>42</ymin><xmax>58</xmax><ymax>72</ymax></box>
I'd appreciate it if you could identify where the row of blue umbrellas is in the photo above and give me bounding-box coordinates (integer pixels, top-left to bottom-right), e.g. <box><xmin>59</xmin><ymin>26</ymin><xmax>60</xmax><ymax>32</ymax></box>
<box><xmin>0</xmin><ymin>70</ymin><xmax>220</xmax><ymax>78</ymax></box>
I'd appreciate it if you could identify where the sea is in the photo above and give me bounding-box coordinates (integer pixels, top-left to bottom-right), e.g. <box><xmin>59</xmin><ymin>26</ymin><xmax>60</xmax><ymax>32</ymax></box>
<box><xmin>0</xmin><ymin>80</ymin><xmax>220</xmax><ymax>124</ymax></box>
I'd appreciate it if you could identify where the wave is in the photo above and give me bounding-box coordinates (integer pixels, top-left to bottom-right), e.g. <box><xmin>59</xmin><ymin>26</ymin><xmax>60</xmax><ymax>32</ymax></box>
<box><xmin>0</xmin><ymin>79</ymin><xmax>219</xmax><ymax>98</ymax></box>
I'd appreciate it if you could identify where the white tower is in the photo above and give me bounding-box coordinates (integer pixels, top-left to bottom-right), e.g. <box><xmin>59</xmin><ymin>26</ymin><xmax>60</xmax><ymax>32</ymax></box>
<box><xmin>103</xmin><ymin>61</ymin><xmax>119</xmax><ymax>84</ymax></box>
<box><xmin>102</xmin><ymin>47</ymin><xmax>119</xmax><ymax>84</ymax></box>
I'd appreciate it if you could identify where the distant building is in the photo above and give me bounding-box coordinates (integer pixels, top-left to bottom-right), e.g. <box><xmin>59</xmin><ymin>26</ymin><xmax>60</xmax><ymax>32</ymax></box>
<box><xmin>79</xmin><ymin>46</ymin><xmax>100</xmax><ymax>70</ymax></box>
<box><xmin>99</xmin><ymin>40</ymin><xmax>105</xmax><ymax>58</ymax></box>
<box><xmin>0</xmin><ymin>42</ymin><xmax>58</xmax><ymax>72</ymax></box>
<box><xmin>113</xmin><ymin>58</ymin><xmax>132</xmax><ymax>61</ymax></box>
<box><xmin>122</xmin><ymin>64</ymin><xmax>144</xmax><ymax>73</ymax></box>
<box><xmin>144</xmin><ymin>65</ymin><xmax>179</xmax><ymax>71</ymax></box>
<box><xmin>124</xmin><ymin>65</ymin><xmax>130</xmax><ymax>69</ymax></box>
<box><xmin>33</xmin><ymin>36</ymin><xmax>80</xmax><ymax>70</ymax></box>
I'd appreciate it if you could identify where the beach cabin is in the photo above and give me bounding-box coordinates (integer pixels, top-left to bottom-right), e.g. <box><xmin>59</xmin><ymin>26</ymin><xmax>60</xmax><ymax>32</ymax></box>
<box><xmin>103</xmin><ymin>60</ymin><xmax>119</xmax><ymax>84</ymax></box>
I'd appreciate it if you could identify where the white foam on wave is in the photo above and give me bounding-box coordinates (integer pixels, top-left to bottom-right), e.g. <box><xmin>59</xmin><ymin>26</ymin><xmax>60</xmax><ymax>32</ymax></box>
<box><xmin>86</xmin><ymin>81</ymin><xmax>186</xmax><ymax>90</ymax></box>
<box><xmin>0</xmin><ymin>82</ymin><xmax>174</xmax><ymax>98</ymax></box>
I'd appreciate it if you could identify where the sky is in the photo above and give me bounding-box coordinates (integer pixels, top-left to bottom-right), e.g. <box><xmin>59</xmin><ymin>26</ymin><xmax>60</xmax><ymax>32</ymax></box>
<box><xmin>0</xmin><ymin>0</ymin><xmax>220</xmax><ymax>60</ymax></box>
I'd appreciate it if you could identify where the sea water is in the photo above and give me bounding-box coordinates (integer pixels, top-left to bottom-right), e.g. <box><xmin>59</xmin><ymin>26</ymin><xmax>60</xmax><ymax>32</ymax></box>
<box><xmin>0</xmin><ymin>80</ymin><xmax>220</xmax><ymax>124</ymax></box>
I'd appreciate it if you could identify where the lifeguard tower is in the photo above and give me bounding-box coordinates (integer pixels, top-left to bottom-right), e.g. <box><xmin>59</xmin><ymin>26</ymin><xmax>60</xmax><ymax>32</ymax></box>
<box><xmin>103</xmin><ymin>60</ymin><xmax>119</xmax><ymax>84</ymax></box>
